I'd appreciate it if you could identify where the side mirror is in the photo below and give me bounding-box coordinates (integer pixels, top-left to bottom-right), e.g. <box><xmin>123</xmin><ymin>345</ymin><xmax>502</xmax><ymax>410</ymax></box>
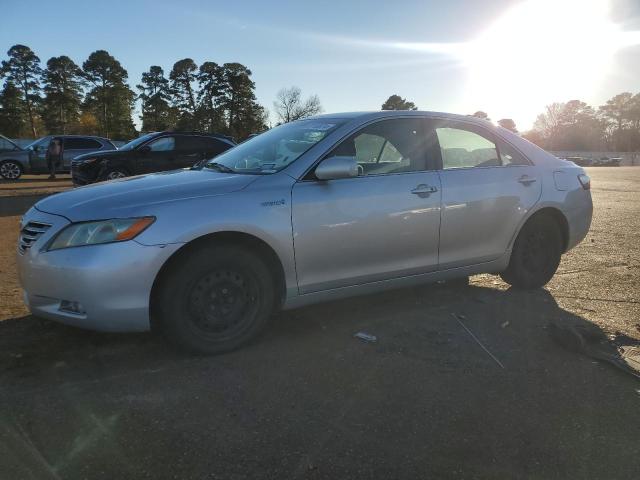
<box><xmin>315</xmin><ymin>156</ymin><xmax>358</xmax><ymax>181</ymax></box>
<box><xmin>139</xmin><ymin>145</ymin><xmax>151</xmax><ymax>154</ymax></box>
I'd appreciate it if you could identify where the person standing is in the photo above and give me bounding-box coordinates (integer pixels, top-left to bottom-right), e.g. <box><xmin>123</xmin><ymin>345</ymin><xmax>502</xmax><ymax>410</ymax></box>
<box><xmin>46</xmin><ymin>137</ymin><xmax>64</xmax><ymax>179</ymax></box>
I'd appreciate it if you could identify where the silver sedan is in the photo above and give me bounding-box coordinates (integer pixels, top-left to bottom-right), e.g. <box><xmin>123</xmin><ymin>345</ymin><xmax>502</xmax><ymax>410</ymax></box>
<box><xmin>17</xmin><ymin>111</ymin><xmax>592</xmax><ymax>354</ymax></box>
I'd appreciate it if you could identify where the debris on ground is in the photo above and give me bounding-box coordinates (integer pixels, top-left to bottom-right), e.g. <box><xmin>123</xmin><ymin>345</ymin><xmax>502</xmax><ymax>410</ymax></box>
<box><xmin>354</xmin><ymin>332</ymin><xmax>377</xmax><ymax>343</ymax></box>
<box><xmin>501</xmin><ymin>321</ymin><xmax>510</xmax><ymax>328</ymax></box>
<box><xmin>452</xmin><ymin>314</ymin><xmax>505</xmax><ymax>369</ymax></box>
<box><xmin>548</xmin><ymin>322</ymin><xmax>640</xmax><ymax>380</ymax></box>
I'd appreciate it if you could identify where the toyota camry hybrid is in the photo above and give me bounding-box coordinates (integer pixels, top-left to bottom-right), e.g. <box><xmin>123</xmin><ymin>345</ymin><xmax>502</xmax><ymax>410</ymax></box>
<box><xmin>17</xmin><ymin>111</ymin><xmax>593</xmax><ymax>354</ymax></box>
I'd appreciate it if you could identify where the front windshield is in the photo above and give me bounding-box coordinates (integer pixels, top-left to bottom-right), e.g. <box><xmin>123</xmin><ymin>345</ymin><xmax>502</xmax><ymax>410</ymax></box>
<box><xmin>203</xmin><ymin>119</ymin><xmax>346</xmax><ymax>174</ymax></box>
<box><xmin>25</xmin><ymin>136</ymin><xmax>50</xmax><ymax>149</ymax></box>
<box><xmin>119</xmin><ymin>132</ymin><xmax>158</xmax><ymax>151</ymax></box>
<box><xmin>0</xmin><ymin>135</ymin><xmax>20</xmax><ymax>151</ymax></box>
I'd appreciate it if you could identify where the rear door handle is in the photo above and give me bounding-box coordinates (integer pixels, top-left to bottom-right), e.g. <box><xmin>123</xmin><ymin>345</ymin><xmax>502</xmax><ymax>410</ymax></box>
<box><xmin>518</xmin><ymin>175</ymin><xmax>537</xmax><ymax>185</ymax></box>
<box><xmin>411</xmin><ymin>184</ymin><xmax>438</xmax><ymax>195</ymax></box>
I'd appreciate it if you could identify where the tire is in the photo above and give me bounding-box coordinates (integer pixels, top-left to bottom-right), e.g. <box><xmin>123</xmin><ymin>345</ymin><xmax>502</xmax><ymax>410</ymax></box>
<box><xmin>155</xmin><ymin>244</ymin><xmax>276</xmax><ymax>354</ymax></box>
<box><xmin>500</xmin><ymin>215</ymin><xmax>562</xmax><ymax>289</ymax></box>
<box><xmin>102</xmin><ymin>168</ymin><xmax>128</xmax><ymax>181</ymax></box>
<box><xmin>0</xmin><ymin>160</ymin><xmax>23</xmax><ymax>180</ymax></box>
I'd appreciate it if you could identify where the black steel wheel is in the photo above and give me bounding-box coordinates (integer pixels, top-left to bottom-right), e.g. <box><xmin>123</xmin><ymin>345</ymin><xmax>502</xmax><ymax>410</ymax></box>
<box><xmin>155</xmin><ymin>244</ymin><xmax>276</xmax><ymax>354</ymax></box>
<box><xmin>500</xmin><ymin>215</ymin><xmax>562</xmax><ymax>289</ymax></box>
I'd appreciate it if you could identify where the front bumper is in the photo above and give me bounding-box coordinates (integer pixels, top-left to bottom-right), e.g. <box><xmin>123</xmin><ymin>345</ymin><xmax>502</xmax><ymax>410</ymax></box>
<box><xmin>70</xmin><ymin>163</ymin><xmax>99</xmax><ymax>185</ymax></box>
<box><xmin>17</xmin><ymin>208</ymin><xmax>183</xmax><ymax>332</ymax></box>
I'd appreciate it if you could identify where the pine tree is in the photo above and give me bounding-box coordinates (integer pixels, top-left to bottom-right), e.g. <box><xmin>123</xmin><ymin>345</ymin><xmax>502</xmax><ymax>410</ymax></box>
<box><xmin>169</xmin><ymin>58</ymin><xmax>198</xmax><ymax>130</ymax></box>
<box><xmin>219</xmin><ymin>63</ymin><xmax>266</xmax><ymax>140</ymax></box>
<box><xmin>138</xmin><ymin>66</ymin><xmax>174</xmax><ymax>131</ymax></box>
<box><xmin>1</xmin><ymin>44</ymin><xmax>42</xmax><ymax>137</ymax></box>
<box><xmin>0</xmin><ymin>82</ymin><xmax>27</xmax><ymax>137</ymax></box>
<box><xmin>82</xmin><ymin>50</ymin><xmax>136</xmax><ymax>139</ymax></box>
<box><xmin>41</xmin><ymin>55</ymin><xmax>84</xmax><ymax>134</ymax></box>
<box><xmin>197</xmin><ymin>61</ymin><xmax>226</xmax><ymax>133</ymax></box>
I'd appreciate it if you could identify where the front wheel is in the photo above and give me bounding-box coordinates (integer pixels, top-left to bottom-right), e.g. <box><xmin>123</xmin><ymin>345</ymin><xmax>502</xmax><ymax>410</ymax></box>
<box><xmin>0</xmin><ymin>161</ymin><xmax>23</xmax><ymax>180</ymax></box>
<box><xmin>155</xmin><ymin>245</ymin><xmax>276</xmax><ymax>354</ymax></box>
<box><xmin>500</xmin><ymin>215</ymin><xmax>562</xmax><ymax>289</ymax></box>
<box><xmin>101</xmin><ymin>168</ymin><xmax>129</xmax><ymax>181</ymax></box>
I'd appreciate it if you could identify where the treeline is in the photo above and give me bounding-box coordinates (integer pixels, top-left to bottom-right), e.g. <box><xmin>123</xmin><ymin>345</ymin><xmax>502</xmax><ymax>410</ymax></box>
<box><xmin>523</xmin><ymin>93</ymin><xmax>640</xmax><ymax>152</ymax></box>
<box><xmin>0</xmin><ymin>44</ymin><xmax>267</xmax><ymax>141</ymax></box>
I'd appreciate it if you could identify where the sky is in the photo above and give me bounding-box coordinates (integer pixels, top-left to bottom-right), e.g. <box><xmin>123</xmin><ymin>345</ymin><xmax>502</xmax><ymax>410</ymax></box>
<box><xmin>2</xmin><ymin>0</ymin><xmax>640</xmax><ymax>131</ymax></box>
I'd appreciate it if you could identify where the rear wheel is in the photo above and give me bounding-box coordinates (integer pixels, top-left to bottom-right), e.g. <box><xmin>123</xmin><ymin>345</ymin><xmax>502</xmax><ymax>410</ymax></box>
<box><xmin>0</xmin><ymin>161</ymin><xmax>23</xmax><ymax>180</ymax></box>
<box><xmin>155</xmin><ymin>244</ymin><xmax>275</xmax><ymax>354</ymax></box>
<box><xmin>500</xmin><ymin>215</ymin><xmax>562</xmax><ymax>289</ymax></box>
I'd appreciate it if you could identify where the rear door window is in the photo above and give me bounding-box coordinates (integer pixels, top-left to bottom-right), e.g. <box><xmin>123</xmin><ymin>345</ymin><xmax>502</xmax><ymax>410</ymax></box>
<box><xmin>435</xmin><ymin>127</ymin><xmax>500</xmax><ymax>169</ymax></box>
<box><xmin>498</xmin><ymin>141</ymin><xmax>530</xmax><ymax>166</ymax></box>
<box><xmin>148</xmin><ymin>136</ymin><xmax>176</xmax><ymax>152</ymax></box>
<box><xmin>64</xmin><ymin>138</ymin><xmax>102</xmax><ymax>150</ymax></box>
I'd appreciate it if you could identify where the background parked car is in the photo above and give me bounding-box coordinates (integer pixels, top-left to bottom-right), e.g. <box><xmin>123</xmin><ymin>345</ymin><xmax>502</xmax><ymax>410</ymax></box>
<box><xmin>564</xmin><ymin>156</ymin><xmax>592</xmax><ymax>167</ymax></box>
<box><xmin>0</xmin><ymin>135</ymin><xmax>115</xmax><ymax>180</ymax></box>
<box><xmin>0</xmin><ymin>134</ymin><xmax>22</xmax><ymax>153</ymax></box>
<box><xmin>71</xmin><ymin>131</ymin><xmax>236</xmax><ymax>185</ymax></box>
<box><xmin>596</xmin><ymin>157</ymin><xmax>621</xmax><ymax>166</ymax></box>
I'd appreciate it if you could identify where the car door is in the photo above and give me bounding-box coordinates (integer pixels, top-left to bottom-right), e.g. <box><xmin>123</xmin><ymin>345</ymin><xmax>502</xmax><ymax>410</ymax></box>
<box><xmin>202</xmin><ymin>136</ymin><xmax>234</xmax><ymax>162</ymax></box>
<box><xmin>291</xmin><ymin>117</ymin><xmax>442</xmax><ymax>294</ymax></box>
<box><xmin>433</xmin><ymin>120</ymin><xmax>542</xmax><ymax>269</ymax></box>
<box><xmin>174</xmin><ymin>135</ymin><xmax>206</xmax><ymax>168</ymax></box>
<box><xmin>62</xmin><ymin>137</ymin><xmax>104</xmax><ymax>170</ymax></box>
<box><xmin>144</xmin><ymin>135</ymin><xmax>179</xmax><ymax>172</ymax></box>
<box><xmin>28</xmin><ymin>137</ymin><xmax>51</xmax><ymax>172</ymax></box>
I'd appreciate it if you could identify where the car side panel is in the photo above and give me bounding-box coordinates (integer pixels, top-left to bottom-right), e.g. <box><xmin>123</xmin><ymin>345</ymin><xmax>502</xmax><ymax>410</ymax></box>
<box><xmin>133</xmin><ymin>175</ymin><xmax>299</xmax><ymax>298</ymax></box>
<box><xmin>507</xmin><ymin>166</ymin><xmax>592</xmax><ymax>252</ymax></box>
<box><xmin>291</xmin><ymin>172</ymin><xmax>442</xmax><ymax>293</ymax></box>
<box><xmin>437</xmin><ymin>165</ymin><xmax>542</xmax><ymax>269</ymax></box>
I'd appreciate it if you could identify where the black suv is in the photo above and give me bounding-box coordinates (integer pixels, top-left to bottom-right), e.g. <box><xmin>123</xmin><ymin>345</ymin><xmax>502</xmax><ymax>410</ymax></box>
<box><xmin>71</xmin><ymin>132</ymin><xmax>236</xmax><ymax>185</ymax></box>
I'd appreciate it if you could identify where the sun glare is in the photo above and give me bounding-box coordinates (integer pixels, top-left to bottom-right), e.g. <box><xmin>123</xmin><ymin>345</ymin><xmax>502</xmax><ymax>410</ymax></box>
<box><xmin>462</xmin><ymin>0</ymin><xmax>629</xmax><ymax>127</ymax></box>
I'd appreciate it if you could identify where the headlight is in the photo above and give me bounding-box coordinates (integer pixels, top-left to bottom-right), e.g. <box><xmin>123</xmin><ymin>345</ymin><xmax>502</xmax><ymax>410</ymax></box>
<box><xmin>82</xmin><ymin>157</ymin><xmax>100</xmax><ymax>164</ymax></box>
<box><xmin>48</xmin><ymin>217</ymin><xmax>155</xmax><ymax>251</ymax></box>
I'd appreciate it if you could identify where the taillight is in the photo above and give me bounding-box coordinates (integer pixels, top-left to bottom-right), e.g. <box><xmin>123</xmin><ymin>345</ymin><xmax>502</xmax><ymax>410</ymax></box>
<box><xmin>578</xmin><ymin>174</ymin><xmax>591</xmax><ymax>190</ymax></box>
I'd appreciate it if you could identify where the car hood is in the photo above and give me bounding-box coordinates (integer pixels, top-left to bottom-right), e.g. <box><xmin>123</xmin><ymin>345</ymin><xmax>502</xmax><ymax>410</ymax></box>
<box><xmin>35</xmin><ymin>169</ymin><xmax>260</xmax><ymax>221</ymax></box>
<box><xmin>0</xmin><ymin>150</ymin><xmax>28</xmax><ymax>160</ymax></box>
<box><xmin>73</xmin><ymin>149</ymin><xmax>122</xmax><ymax>162</ymax></box>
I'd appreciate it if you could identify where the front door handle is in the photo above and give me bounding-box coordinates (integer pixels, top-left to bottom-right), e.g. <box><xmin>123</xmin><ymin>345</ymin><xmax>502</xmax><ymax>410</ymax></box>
<box><xmin>411</xmin><ymin>184</ymin><xmax>438</xmax><ymax>196</ymax></box>
<box><xmin>518</xmin><ymin>175</ymin><xmax>537</xmax><ymax>185</ymax></box>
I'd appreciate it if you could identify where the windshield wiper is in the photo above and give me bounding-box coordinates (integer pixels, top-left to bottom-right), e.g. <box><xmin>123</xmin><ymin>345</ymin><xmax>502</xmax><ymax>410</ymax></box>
<box><xmin>203</xmin><ymin>162</ymin><xmax>236</xmax><ymax>173</ymax></box>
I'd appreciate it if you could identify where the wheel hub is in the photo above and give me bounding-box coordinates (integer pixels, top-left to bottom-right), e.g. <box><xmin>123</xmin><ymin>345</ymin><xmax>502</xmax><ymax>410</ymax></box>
<box><xmin>188</xmin><ymin>270</ymin><xmax>256</xmax><ymax>334</ymax></box>
<box><xmin>1</xmin><ymin>162</ymin><xmax>21</xmax><ymax>179</ymax></box>
<box><xmin>107</xmin><ymin>171</ymin><xmax>126</xmax><ymax>179</ymax></box>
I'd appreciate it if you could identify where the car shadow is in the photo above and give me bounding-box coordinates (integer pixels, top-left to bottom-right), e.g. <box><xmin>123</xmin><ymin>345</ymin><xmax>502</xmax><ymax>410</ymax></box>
<box><xmin>0</xmin><ymin>283</ymin><xmax>637</xmax><ymax>385</ymax></box>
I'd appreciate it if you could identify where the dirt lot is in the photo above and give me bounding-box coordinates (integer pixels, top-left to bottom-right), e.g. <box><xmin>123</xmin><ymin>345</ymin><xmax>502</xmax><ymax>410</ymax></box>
<box><xmin>1</xmin><ymin>168</ymin><xmax>639</xmax><ymax>479</ymax></box>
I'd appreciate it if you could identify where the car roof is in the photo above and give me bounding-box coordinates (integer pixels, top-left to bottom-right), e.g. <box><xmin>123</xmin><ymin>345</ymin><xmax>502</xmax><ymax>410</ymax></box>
<box><xmin>307</xmin><ymin>110</ymin><xmax>496</xmax><ymax>126</ymax></box>
<box><xmin>143</xmin><ymin>131</ymin><xmax>236</xmax><ymax>145</ymax></box>
<box><xmin>44</xmin><ymin>135</ymin><xmax>111</xmax><ymax>141</ymax></box>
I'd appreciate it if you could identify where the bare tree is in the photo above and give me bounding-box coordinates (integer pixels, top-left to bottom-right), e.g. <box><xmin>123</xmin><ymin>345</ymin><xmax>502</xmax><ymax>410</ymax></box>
<box><xmin>274</xmin><ymin>86</ymin><xmax>322</xmax><ymax>123</ymax></box>
<box><xmin>532</xmin><ymin>102</ymin><xmax>565</xmax><ymax>147</ymax></box>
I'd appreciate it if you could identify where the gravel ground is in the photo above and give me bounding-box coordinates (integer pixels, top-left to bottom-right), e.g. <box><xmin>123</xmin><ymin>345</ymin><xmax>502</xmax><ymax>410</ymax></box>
<box><xmin>0</xmin><ymin>174</ymin><xmax>72</xmax><ymax>198</ymax></box>
<box><xmin>0</xmin><ymin>168</ymin><xmax>639</xmax><ymax>479</ymax></box>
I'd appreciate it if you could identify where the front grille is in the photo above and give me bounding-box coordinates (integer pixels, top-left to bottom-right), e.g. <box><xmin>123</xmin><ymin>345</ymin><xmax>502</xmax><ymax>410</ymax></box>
<box><xmin>19</xmin><ymin>221</ymin><xmax>51</xmax><ymax>254</ymax></box>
